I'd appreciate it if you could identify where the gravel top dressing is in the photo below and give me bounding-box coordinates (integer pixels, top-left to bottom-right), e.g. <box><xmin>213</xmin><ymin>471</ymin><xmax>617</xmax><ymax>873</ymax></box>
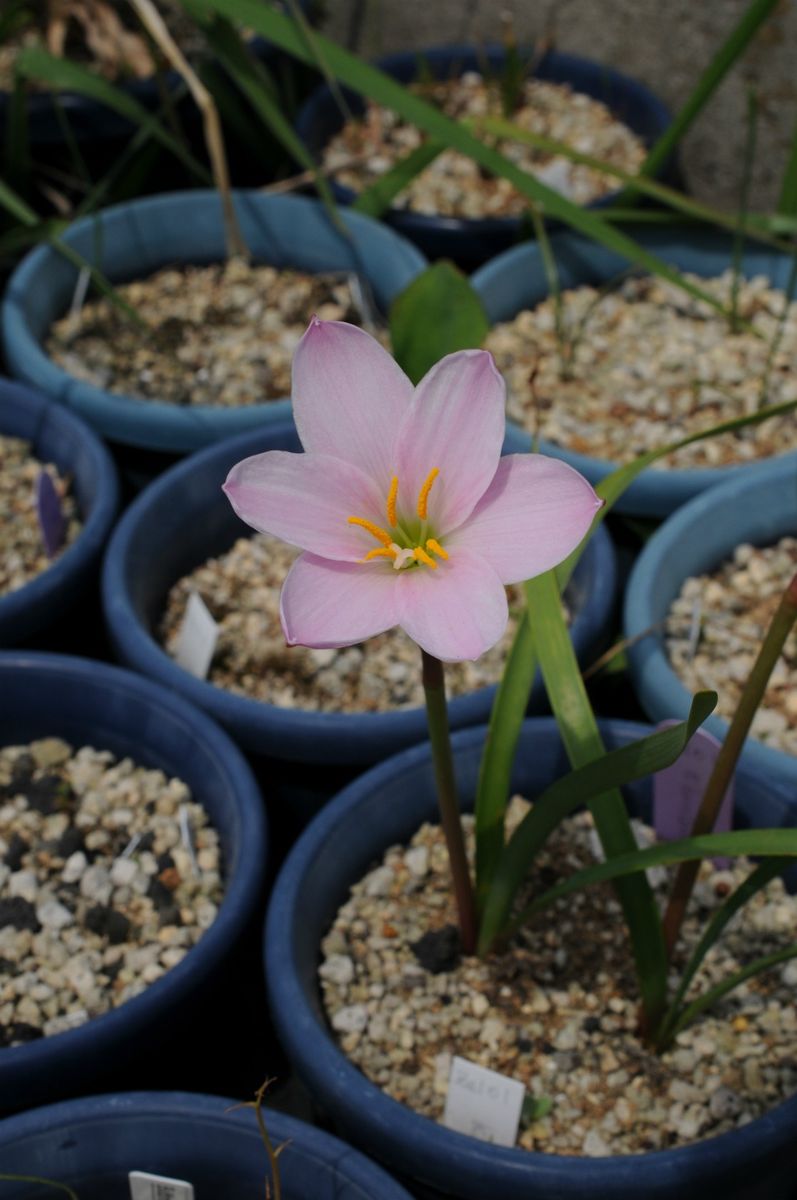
<box><xmin>0</xmin><ymin>435</ymin><xmax>80</xmax><ymax>597</ymax></box>
<box><xmin>158</xmin><ymin>532</ymin><xmax>567</xmax><ymax>712</ymax></box>
<box><xmin>322</xmin><ymin>73</ymin><xmax>646</xmax><ymax>216</ymax></box>
<box><xmin>320</xmin><ymin>804</ymin><xmax>797</xmax><ymax>1156</ymax></box>
<box><xmin>485</xmin><ymin>270</ymin><xmax>797</xmax><ymax>470</ymax></box>
<box><xmin>0</xmin><ymin>738</ymin><xmax>222</xmax><ymax>1048</ymax></box>
<box><xmin>666</xmin><ymin>538</ymin><xmax>797</xmax><ymax>755</ymax></box>
<box><xmin>47</xmin><ymin>262</ymin><xmax>374</xmax><ymax>409</ymax></box>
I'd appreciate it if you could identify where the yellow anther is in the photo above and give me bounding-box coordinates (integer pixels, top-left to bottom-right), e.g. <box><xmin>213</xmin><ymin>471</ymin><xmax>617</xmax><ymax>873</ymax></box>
<box><xmin>348</xmin><ymin>516</ymin><xmax>393</xmax><ymax>547</ymax></box>
<box><xmin>416</xmin><ymin>468</ymin><xmax>440</xmax><ymax>520</ymax></box>
<box><xmin>363</xmin><ymin>547</ymin><xmax>397</xmax><ymax>562</ymax></box>
<box><xmin>426</xmin><ymin>538</ymin><xmax>448</xmax><ymax>561</ymax></box>
<box><xmin>413</xmin><ymin>546</ymin><xmax>437</xmax><ymax>569</ymax></box>
<box><xmin>386</xmin><ymin>475</ymin><xmax>399</xmax><ymax>527</ymax></box>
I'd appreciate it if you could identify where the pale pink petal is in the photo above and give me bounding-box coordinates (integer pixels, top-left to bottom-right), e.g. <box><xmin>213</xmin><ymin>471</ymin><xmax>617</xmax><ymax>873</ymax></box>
<box><xmin>393</xmin><ymin>349</ymin><xmax>505</xmax><ymax>534</ymax></box>
<box><xmin>280</xmin><ymin>553</ymin><xmax>399</xmax><ymax>648</ymax></box>
<box><xmin>447</xmin><ymin>454</ymin><xmax>602</xmax><ymax>584</ymax></box>
<box><xmin>395</xmin><ymin>548</ymin><xmax>508</xmax><ymax>662</ymax></box>
<box><xmin>223</xmin><ymin>450</ymin><xmax>388</xmax><ymax>561</ymax></box>
<box><xmin>292</xmin><ymin>319</ymin><xmax>414</xmax><ymax>489</ymax></box>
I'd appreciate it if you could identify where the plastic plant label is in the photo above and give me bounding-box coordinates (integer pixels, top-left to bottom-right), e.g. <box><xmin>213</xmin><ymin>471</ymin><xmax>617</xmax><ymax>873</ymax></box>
<box><xmin>653</xmin><ymin>721</ymin><xmax>734</xmax><ymax>867</ymax></box>
<box><xmin>173</xmin><ymin>591</ymin><xmax>219</xmax><ymax>679</ymax></box>
<box><xmin>443</xmin><ymin>1055</ymin><xmax>525</xmax><ymax>1146</ymax></box>
<box><xmin>129</xmin><ymin>1171</ymin><xmax>194</xmax><ymax>1200</ymax></box>
<box><xmin>35</xmin><ymin>470</ymin><xmax>65</xmax><ymax>558</ymax></box>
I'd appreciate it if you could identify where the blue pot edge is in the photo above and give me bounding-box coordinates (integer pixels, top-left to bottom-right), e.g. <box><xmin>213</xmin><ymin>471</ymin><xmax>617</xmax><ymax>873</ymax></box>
<box><xmin>0</xmin><ymin>1090</ymin><xmax>413</xmax><ymax>1197</ymax></box>
<box><xmin>1</xmin><ymin>191</ymin><xmax>427</xmax><ymax>452</ymax></box>
<box><xmin>623</xmin><ymin>460</ymin><xmax>797</xmax><ymax>784</ymax></box>
<box><xmin>263</xmin><ymin>716</ymin><xmax>797</xmax><ymax>1189</ymax></box>
<box><xmin>0</xmin><ymin>380</ymin><xmax>120</xmax><ymax>636</ymax></box>
<box><xmin>0</xmin><ymin>651</ymin><xmax>268</xmax><ymax>1077</ymax></box>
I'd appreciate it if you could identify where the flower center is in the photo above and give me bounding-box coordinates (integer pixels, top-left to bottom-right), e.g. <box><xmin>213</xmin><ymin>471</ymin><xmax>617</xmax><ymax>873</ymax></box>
<box><xmin>348</xmin><ymin>468</ymin><xmax>449</xmax><ymax>571</ymax></box>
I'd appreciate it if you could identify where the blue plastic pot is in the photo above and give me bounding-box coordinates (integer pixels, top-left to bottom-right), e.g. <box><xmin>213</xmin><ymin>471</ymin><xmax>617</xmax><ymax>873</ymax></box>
<box><xmin>0</xmin><ymin>378</ymin><xmax>119</xmax><ymax>648</ymax></box>
<box><xmin>472</xmin><ymin>226</ymin><xmax>797</xmax><ymax>518</ymax></box>
<box><xmin>101</xmin><ymin>420</ymin><xmax>617</xmax><ymax>775</ymax></box>
<box><xmin>0</xmin><ymin>653</ymin><xmax>267</xmax><ymax>1115</ymax></box>
<box><xmin>624</xmin><ymin>457</ymin><xmax>797</xmax><ymax>790</ymax></box>
<box><xmin>0</xmin><ymin>1091</ymin><xmax>413</xmax><ymax>1199</ymax></box>
<box><xmin>295</xmin><ymin>44</ymin><xmax>673</xmax><ymax>268</ymax></box>
<box><xmin>2</xmin><ymin>191</ymin><xmax>426</xmax><ymax>453</ymax></box>
<box><xmin>265</xmin><ymin>717</ymin><xmax>797</xmax><ymax>1200</ymax></box>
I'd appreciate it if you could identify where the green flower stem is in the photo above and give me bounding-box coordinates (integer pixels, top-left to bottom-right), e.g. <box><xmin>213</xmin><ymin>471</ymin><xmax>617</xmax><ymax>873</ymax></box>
<box><xmin>662</xmin><ymin>571</ymin><xmax>797</xmax><ymax>955</ymax></box>
<box><xmin>421</xmin><ymin>650</ymin><xmax>478</xmax><ymax>955</ymax></box>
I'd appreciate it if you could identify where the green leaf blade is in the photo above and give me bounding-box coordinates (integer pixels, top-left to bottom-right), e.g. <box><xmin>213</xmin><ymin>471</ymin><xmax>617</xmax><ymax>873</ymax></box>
<box><xmin>389</xmin><ymin>262</ymin><xmax>489</xmax><ymax>383</ymax></box>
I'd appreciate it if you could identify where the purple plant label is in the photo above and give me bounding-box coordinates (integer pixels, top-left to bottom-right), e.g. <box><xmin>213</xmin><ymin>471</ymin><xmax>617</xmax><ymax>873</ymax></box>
<box><xmin>35</xmin><ymin>470</ymin><xmax>66</xmax><ymax>558</ymax></box>
<box><xmin>129</xmin><ymin>1171</ymin><xmax>194</xmax><ymax>1200</ymax></box>
<box><xmin>653</xmin><ymin>720</ymin><xmax>734</xmax><ymax>869</ymax></box>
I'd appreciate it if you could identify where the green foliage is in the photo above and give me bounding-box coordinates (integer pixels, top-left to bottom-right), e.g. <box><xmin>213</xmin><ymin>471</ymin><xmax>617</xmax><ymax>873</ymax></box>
<box><xmin>389</xmin><ymin>262</ymin><xmax>490</xmax><ymax>384</ymax></box>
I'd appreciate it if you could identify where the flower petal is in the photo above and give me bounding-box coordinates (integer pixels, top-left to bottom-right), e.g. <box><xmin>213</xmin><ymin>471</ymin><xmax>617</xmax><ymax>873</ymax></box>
<box><xmin>223</xmin><ymin>450</ymin><xmax>387</xmax><ymax>561</ymax></box>
<box><xmin>280</xmin><ymin>553</ymin><xmax>400</xmax><ymax>648</ymax></box>
<box><xmin>394</xmin><ymin>349</ymin><xmax>505</xmax><ymax>533</ymax></box>
<box><xmin>447</xmin><ymin>454</ymin><xmax>602</xmax><ymax>584</ymax></box>
<box><xmin>395</xmin><ymin>547</ymin><xmax>508</xmax><ymax>662</ymax></box>
<box><xmin>292</xmin><ymin>318</ymin><xmax>414</xmax><ymax>488</ymax></box>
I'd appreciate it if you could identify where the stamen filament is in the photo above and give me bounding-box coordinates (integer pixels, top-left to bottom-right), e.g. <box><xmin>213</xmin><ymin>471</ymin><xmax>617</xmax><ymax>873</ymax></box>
<box><xmin>426</xmin><ymin>538</ymin><xmax>449</xmax><ymax>561</ymax></box>
<box><xmin>363</xmin><ymin>547</ymin><xmax>397</xmax><ymax>562</ymax></box>
<box><xmin>413</xmin><ymin>546</ymin><xmax>437</xmax><ymax>569</ymax></box>
<box><xmin>417</xmin><ymin>468</ymin><xmax>440</xmax><ymax>520</ymax></box>
<box><xmin>348</xmin><ymin>516</ymin><xmax>393</xmax><ymax>547</ymax></box>
<box><xmin>386</xmin><ymin>476</ymin><xmax>399</xmax><ymax>527</ymax></box>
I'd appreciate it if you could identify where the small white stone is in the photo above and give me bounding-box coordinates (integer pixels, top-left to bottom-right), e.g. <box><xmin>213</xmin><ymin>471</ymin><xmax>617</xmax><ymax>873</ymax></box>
<box><xmin>364</xmin><ymin>866</ymin><xmax>394</xmax><ymax>897</ymax></box>
<box><xmin>109</xmin><ymin>857</ymin><xmax>138</xmax><ymax>887</ymax></box>
<box><xmin>404</xmin><ymin>846</ymin><xmax>429</xmax><ymax>877</ymax></box>
<box><xmin>61</xmin><ymin>852</ymin><xmax>88</xmax><ymax>884</ymax></box>
<box><xmin>36</xmin><ymin>899</ymin><xmax>74</xmax><ymax>930</ymax></box>
<box><xmin>8</xmin><ymin>870</ymin><xmax>38</xmax><ymax>903</ymax></box>
<box><xmin>79</xmin><ymin>865</ymin><xmax>113</xmax><ymax>905</ymax></box>
<box><xmin>319</xmin><ymin>954</ymin><xmax>355</xmax><ymax>986</ymax></box>
<box><xmin>582</xmin><ymin>1130</ymin><xmax>611</xmax><ymax>1157</ymax></box>
<box><xmin>331</xmin><ymin>1004</ymin><xmax>368</xmax><ymax>1034</ymax></box>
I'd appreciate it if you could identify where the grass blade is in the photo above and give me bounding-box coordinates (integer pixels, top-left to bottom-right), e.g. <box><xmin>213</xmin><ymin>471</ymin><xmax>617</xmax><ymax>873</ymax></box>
<box><xmin>353</xmin><ymin>141</ymin><xmax>445</xmax><ymax>218</ymax></box>
<box><xmin>197</xmin><ymin>0</ymin><xmax>744</xmax><ymax>318</ymax></box>
<box><xmin>525</xmin><ymin>567</ymin><xmax>669</xmax><ymax>1022</ymax></box>
<box><xmin>477</xmin><ymin>692</ymin><xmax>717</xmax><ymax>953</ymax></box>
<box><xmin>664</xmin><ymin>942</ymin><xmax>797</xmax><ymax>1041</ymax></box>
<box><xmin>634</xmin><ymin>0</ymin><xmax>781</xmax><ymax>185</ymax></box>
<box><xmin>15</xmin><ymin>45</ymin><xmax>211</xmax><ymax>185</ymax></box>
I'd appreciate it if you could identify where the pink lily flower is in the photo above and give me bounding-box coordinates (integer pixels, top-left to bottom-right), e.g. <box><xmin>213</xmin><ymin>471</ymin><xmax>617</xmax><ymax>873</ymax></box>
<box><xmin>223</xmin><ymin>319</ymin><xmax>602</xmax><ymax>663</ymax></box>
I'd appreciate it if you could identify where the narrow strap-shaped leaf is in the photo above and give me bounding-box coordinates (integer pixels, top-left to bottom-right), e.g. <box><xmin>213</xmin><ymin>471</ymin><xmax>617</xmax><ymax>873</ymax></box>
<box><xmin>476</xmin><ymin>391</ymin><xmax>797</xmax><ymax>916</ymax></box>
<box><xmin>354</xmin><ymin>141</ymin><xmax>444</xmax><ymax>218</ymax></box>
<box><xmin>197</xmin><ymin>0</ymin><xmax>742</xmax><ymax>316</ymax></box>
<box><xmin>664</xmin><ymin>941</ymin><xmax>797</xmax><ymax>1041</ymax></box>
<box><xmin>474</xmin><ymin>612</ymin><xmax>537</xmax><ymax>912</ymax></box>
<box><xmin>525</xmin><ymin>568</ymin><xmax>669</xmax><ymax>1022</ymax></box>
<box><xmin>633</xmin><ymin>0</ymin><xmax>780</xmax><ymax>185</ymax></box>
<box><xmin>389</xmin><ymin>262</ymin><xmax>490</xmax><ymax>384</ymax></box>
<box><xmin>0</xmin><ymin>1175</ymin><xmax>78</xmax><ymax>1199</ymax></box>
<box><xmin>14</xmin><ymin>46</ymin><xmax>211</xmax><ymax>186</ymax></box>
<box><xmin>0</xmin><ymin>178</ymin><xmax>144</xmax><ymax>328</ymax></box>
<box><xmin>477</xmin><ymin>691</ymin><xmax>717</xmax><ymax>954</ymax></box>
<box><xmin>656</xmin><ymin>858</ymin><xmax>791</xmax><ymax>1047</ymax></box>
<box><xmin>471</xmin><ymin>114</ymin><xmax>789</xmax><ymax>259</ymax></box>
<box><xmin>507</xmin><ymin>828</ymin><xmax>797</xmax><ymax>936</ymax></box>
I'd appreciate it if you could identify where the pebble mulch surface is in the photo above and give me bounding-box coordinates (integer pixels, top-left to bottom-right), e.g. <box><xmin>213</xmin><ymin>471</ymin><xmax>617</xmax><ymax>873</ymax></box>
<box><xmin>320</xmin><ymin>804</ymin><xmax>797</xmax><ymax>1156</ymax></box>
<box><xmin>666</xmin><ymin>538</ymin><xmax>797</xmax><ymax>755</ymax></box>
<box><xmin>322</xmin><ymin>73</ymin><xmax>646</xmax><ymax>216</ymax></box>
<box><xmin>158</xmin><ymin>533</ymin><xmax>542</xmax><ymax>712</ymax></box>
<box><xmin>485</xmin><ymin>270</ymin><xmax>797</xmax><ymax>471</ymax></box>
<box><xmin>0</xmin><ymin>435</ymin><xmax>80</xmax><ymax>598</ymax></box>
<box><xmin>47</xmin><ymin>262</ymin><xmax>374</xmax><ymax>408</ymax></box>
<box><xmin>0</xmin><ymin>738</ymin><xmax>223</xmax><ymax>1048</ymax></box>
